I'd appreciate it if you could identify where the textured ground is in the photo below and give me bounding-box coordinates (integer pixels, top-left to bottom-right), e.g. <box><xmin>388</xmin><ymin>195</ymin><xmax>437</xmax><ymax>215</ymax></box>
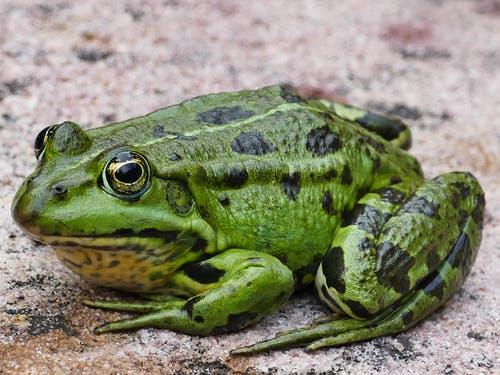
<box><xmin>0</xmin><ymin>1</ymin><xmax>499</xmax><ymax>374</ymax></box>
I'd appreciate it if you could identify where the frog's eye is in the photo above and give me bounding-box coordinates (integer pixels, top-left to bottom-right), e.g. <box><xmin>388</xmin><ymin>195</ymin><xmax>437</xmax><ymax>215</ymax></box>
<box><xmin>34</xmin><ymin>125</ymin><xmax>59</xmax><ymax>161</ymax></box>
<box><xmin>102</xmin><ymin>151</ymin><xmax>151</xmax><ymax>199</ymax></box>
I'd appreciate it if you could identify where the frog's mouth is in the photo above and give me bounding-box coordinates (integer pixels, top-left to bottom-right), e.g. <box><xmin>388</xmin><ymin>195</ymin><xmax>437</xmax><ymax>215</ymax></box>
<box><xmin>38</xmin><ymin>232</ymin><xmax>207</xmax><ymax>294</ymax></box>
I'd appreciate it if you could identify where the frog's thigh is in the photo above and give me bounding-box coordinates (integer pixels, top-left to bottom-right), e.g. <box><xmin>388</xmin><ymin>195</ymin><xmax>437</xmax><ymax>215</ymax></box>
<box><xmin>94</xmin><ymin>249</ymin><xmax>294</xmax><ymax>335</ymax></box>
<box><xmin>317</xmin><ymin>172</ymin><xmax>484</xmax><ymax>320</ymax></box>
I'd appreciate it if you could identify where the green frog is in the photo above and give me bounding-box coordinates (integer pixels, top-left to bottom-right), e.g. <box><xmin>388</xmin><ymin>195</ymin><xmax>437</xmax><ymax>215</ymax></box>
<box><xmin>11</xmin><ymin>85</ymin><xmax>484</xmax><ymax>353</ymax></box>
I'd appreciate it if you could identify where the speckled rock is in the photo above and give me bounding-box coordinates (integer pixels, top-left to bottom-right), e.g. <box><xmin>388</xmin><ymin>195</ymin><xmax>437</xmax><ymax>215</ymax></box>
<box><xmin>1</xmin><ymin>1</ymin><xmax>498</xmax><ymax>374</ymax></box>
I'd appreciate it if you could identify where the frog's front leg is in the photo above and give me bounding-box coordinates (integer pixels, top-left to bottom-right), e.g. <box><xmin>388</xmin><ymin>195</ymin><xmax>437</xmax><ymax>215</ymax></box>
<box><xmin>84</xmin><ymin>249</ymin><xmax>294</xmax><ymax>335</ymax></box>
<box><xmin>233</xmin><ymin>172</ymin><xmax>484</xmax><ymax>354</ymax></box>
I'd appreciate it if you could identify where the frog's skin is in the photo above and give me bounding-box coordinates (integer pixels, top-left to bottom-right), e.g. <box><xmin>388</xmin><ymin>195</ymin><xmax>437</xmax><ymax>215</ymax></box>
<box><xmin>12</xmin><ymin>85</ymin><xmax>485</xmax><ymax>353</ymax></box>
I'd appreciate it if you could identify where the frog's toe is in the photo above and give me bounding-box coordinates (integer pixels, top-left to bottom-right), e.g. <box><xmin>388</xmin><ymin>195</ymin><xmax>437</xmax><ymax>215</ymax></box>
<box><xmin>83</xmin><ymin>298</ymin><xmax>169</xmax><ymax>313</ymax></box>
<box><xmin>311</xmin><ymin>312</ymin><xmax>342</xmax><ymax>325</ymax></box>
<box><xmin>84</xmin><ymin>298</ymin><xmax>187</xmax><ymax>333</ymax></box>
<box><xmin>92</xmin><ymin>312</ymin><xmax>163</xmax><ymax>333</ymax></box>
<box><xmin>231</xmin><ymin>317</ymin><xmax>366</xmax><ymax>354</ymax></box>
<box><xmin>90</xmin><ymin>301</ymin><xmax>187</xmax><ymax>333</ymax></box>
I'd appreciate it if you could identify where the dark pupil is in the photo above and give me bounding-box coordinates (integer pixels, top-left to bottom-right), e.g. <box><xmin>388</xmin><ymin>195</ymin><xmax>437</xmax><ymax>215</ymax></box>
<box><xmin>34</xmin><ymin>126</ymin><xmax>50</xmax><ymax>151</ymax></box>
<box><xmin>115</xmin><ymin>162</ymin><xmax>143</xmax><ymax>183</ymax></box>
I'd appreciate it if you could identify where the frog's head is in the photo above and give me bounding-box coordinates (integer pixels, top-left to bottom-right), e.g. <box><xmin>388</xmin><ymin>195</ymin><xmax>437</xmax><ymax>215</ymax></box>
<box><xmin>12</xmin><ymin>121</ymin><xmax>215</xmax><ymax>293</ymax></box>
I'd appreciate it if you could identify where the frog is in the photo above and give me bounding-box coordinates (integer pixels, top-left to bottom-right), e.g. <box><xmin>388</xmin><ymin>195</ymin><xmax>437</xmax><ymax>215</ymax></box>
<box><xmin>11</xmin><ymin>85</ymin><xmax>485</xmax><ymax>353</ymax></box>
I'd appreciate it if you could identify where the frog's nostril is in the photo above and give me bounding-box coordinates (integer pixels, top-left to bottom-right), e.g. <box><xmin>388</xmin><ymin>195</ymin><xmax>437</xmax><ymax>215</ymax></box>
<box><xmin>52</xmin><ymin>183</ymin><xmax>68</xmax><ymax>196</ymax></box>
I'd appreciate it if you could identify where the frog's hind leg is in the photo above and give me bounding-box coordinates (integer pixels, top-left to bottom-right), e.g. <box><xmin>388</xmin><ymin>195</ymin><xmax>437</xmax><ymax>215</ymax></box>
<box><xmin>306</xmin><ymin>219</ymin><xmax>481</xmax><ymax>350</ymax></box>
<box><xmin>232</xmin><ymin>172</ymin><xmax>484</xmax><ymax>354</ymax></box>
<box><xmin>232</xmin><ymin>225</ymin><xmax>480</xmax><ymax>354</ymax></box>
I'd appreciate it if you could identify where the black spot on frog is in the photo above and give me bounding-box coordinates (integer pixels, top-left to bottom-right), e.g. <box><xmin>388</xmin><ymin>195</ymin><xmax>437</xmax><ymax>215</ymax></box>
<box><xmin>322</xmin><ymin>246</ymin><xmax>346</xmax><ymax>294</ymax></box>
<box><xmin>342</xmin><ymin>204</ymin><xmax>389</xmax><ymax>238</ymax></box>
<box><xmin>422</xmin><ymin>271</ymin><xmax>446</xmax><ymax>301</ymax></box>
<box><xmin>196</xmin><ymin>106</ymin><xmax>255</xmax><ymax>125</ymax></box>
<box><xmin>322</xmin><ymin>190</ymin><xmax>335</xmax><ymax>215</ymax></box>
<box><xmin>306</xmin><ymin>126</ymin><xmax>343</xmax><ymax>157</ymax></box>
<box><xmin>221</xmin><ymin>167</ymin><xmax>249</xmax><ymax>188</ymax></box>
<box><xmin>281</xmin><ymin>172</ymin><xmax>301</xmax><ymax>201</ymax></box>
<box><xmin>376</xmin><ymin>187</ymin><xmax>407</xmax><ymax>204</ymax></box>
<box><xmin>397</xmin><ymin>195</ymin><xmax>440</xmax><ymax>218</ymax></box>
<box><xmin>280</xmin><ymin>85</ymin><xmax>304</xmax><ymax>103</ymax></box>
<box><xmin>340</xmin><ymin>164</ymin><xmax>353</xmax><ymax>185</ymax></box>
<box><xmin>375</xmin><ymin>241</ymin><xmax>416</xmax><ymax>295</ymax></box>
<box><xmin>218</xmin><ymin>195</ymin><xmax>230</xmax><ymax>206</ymax></box>
<box><xmin>153</xmin><ymin>125</ymin><xmax>196</xmax><ymax>140</ymax></box>
<box><xmin>169</xmin><ymin>152</ymin><xmax>181</xmax><ymax>161</ymax></box>
<box><xmin>231</xmin><ymin>131</ymin><xmax>277</xmax><ymax>155</ymax></box>
<box><xmin>183</xmin><ymin>262</ymin><xmax>226</xmax><ymax>284</ymax></box>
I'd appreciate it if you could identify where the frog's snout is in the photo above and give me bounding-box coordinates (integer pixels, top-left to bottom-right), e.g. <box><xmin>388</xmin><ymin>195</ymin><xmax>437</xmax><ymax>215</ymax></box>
<box><xmin>11</xmin><ymin>177</ymin><xmax>40</xmax><ymax>232</ymax></box>
<box><xmin>11</xmin><ymin>176</ymin><xmax>54</xmax><ymax>238</ymax></box>
<box><xmin>12</xmin><ymin>181</ymin><xmax>36</xmax><ymax>232</ymax></box>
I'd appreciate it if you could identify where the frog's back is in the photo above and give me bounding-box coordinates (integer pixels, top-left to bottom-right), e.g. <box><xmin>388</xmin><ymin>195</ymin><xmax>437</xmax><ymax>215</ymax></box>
<box><xmin>89</xmin><ymin>85</ymin><xmax>296</xmax><ymax>151</ymax></box>
<box><xmin>90</xmin><ymin>85</ymin><xmax>421</xmax><ymax>278</ymax></box>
